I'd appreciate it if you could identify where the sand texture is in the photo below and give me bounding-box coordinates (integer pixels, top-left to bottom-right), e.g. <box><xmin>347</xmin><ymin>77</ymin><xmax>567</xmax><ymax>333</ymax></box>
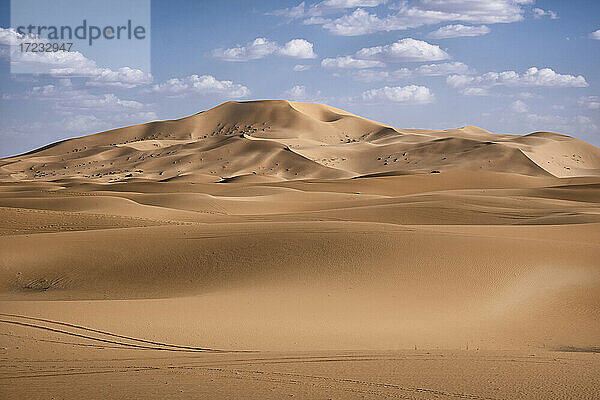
<box><xmin>1</xmin><ymin>100</ymin><xmax>599</xmax><ymax>399</ymax></box>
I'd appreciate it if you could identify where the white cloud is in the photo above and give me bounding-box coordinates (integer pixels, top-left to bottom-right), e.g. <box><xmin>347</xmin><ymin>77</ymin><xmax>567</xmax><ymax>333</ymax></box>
<box><xmin>285</xmin><ymin>85</ymin><xmax>308</xmax><ymax>99</ymax></box>
<box><xmin>322</xmin><ymin>39</ymin><xmax>449</xmax><ymax>70</ymax></box>
<box><xmin>0</xmin><ymin>28</ymin><xmax>22</xmax><ymax>46</ymax></box>
<box><xmin>532</xmin><ymin>8</ymin><xmax>558</xmax><ymax>19</ymax></box>
<box><xmin>278</xmin><ymin>39</ymin><xmax>317</xmax><ymax>58</ymax></box>
<box><xmin>590</xmin><ymin>30</ymin><xmax>600</xmax><ymax>40</ymax></box>
<box><xmin>415</xmin><ymin>61</ymin><xmax>472</xmax><ymax>76</ymax></box>
<box><xmin>447</xmin><ymin>74</ymin><xmax>477</xmax><ymax>87</ymax></box>
<box><xmin>269</xmin><ymin>0</ymin><xmax>387</xmax><ymax>19</ymax></box>
<box><xmin>302</xmin><ymin>16</ymin><xmax>332</xmax><ymax>25</ymax></box>
<box><xmin>61</xmin><ymin>114</ymin><xmax>110</xmax><ymax>133</ymax></box>
<box><xmin>147</xmin><ymin>74</ymin><xmax>250</xmax><ymax>98</ymax></box>
<box><xmin>447</xmin><ymin>67</ymin><xmax>588</xmax><ymax>89</ymax></box>
<box><xmin>51</xmin><ymin>64</ymin><xmax>151</xmax><ymax>88</ymax></box>
<box><xmin>427</xmin><ymin>24</ymin><xmax>490</xmax><ymax>39</ymax></box>
<box><xmin>74</xmin><ymin>94</ymin><xmax>145</xmax><ymax>112</ymax></box>
<box><xmin>85</xmin><ymin>67</ymin><xmax>152</xmax><ymax>88</ymax></box>
<box><xmin>318</xmin><ymin>0</ymin><xmax>386</xmax><ymax>6</ymax></box>
<box><xmin>409</xmin><ymin>0</ymin><xmax>528</xmax><ymax>23</ymax></box>
<box><xmin>293</xmin><ymin>64</ymin><xmax>312</xmax><ymax>71</ymax></box>
<box><xmin>578</xmin><ymin>96</ymin><xmax>600</xmax><ymax>110</ymax></box>
<box><xmin>355</xmin><ymin>38</ymin><xmax>449</xmax><ymax>62</ymax></box>
<box><xmin>321</xmin><ymin>56</ymin><xmax>385</xmax><ymax>69</ymax></box>
<box><xmin>4</xmin><ymin>78</ymin><xmax>155</xmax><ymax>117</ymax></box>
<box><xmin>310</xmin><ymin>0</ymin><xmax>388</xmax><ymax>16</ymax></box>
<box><xmin>510</xmin><ymin>99</ymin><xmax>528</xmax><ymax>113</ymax></box>
<box><xmin>349</xmin><ymin>69</ymin><xmax>391</xmax><ymax>82</ymax></box>
<box><xmin>269</xmin><ymin>1</ymin><xmax>307</xmax><ymax>18</ymax></box>
<box><xmin>0</xmin><ymin>28</ymin><xmax>151</xmax><ymax>88</ymax></box>
<box><xmin>213</xmin><ymin>37</ymin><xmax>317</xmax><ymax>61</ymax></box>
<box><xmin>337</xmin><ymin>61</ymin><xmax>470</xmax><ymax>81</ymax></box>
<box><xmin>460</xmin><ymin>87</ymin><xmax>489</xmax><ymax>96</ymax></box>
<box><xmin>362</xmin><ymin>85</ymin><xmax>434</xmax><ymax>104</ymax></box>
<box><xmin>322</xmin><ymin>9</ymin><xmax>389</xmax><ymax>35</ymax></box>
<box><xmin>317</xmin><ymin>0</ymin><xmax>528</xmax><ymax>36</ymax></box>
<box><xmin>212</xmin><ymin>37</ymin><xmax>279</xmax><ymax>61</ymax></box>
<box><xmin>283</xmin><ymin>85</ymin><xmax>322</xmax><ymax>101</ymax></box>
<box><xmin>349</xmin><ymin>68</ymin><xmax>412</xmax><ymax>82</ymax></box>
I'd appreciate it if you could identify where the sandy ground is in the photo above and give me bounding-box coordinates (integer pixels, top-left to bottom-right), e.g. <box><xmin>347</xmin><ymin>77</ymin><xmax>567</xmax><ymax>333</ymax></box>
<box><xmin>1</xmin><ymin>101</ymin><xmax>599</xmax><ymax>398</ymax></box>
<box><xmin>2</xmin><ymin>341</ymin><xmax>599</xmax><ymax>399</ymax></box>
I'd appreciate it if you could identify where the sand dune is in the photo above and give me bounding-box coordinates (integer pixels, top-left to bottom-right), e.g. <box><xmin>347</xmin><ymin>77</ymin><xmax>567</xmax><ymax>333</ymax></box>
<box><xmin>1</xmin><ymin>100</ymin><xmax>599</xmax><ymax>398</ymax></box>
<box><xmin>2</xmin><ymin>100</ymin><xmax>599</xmax><ymax>183</ymax></box>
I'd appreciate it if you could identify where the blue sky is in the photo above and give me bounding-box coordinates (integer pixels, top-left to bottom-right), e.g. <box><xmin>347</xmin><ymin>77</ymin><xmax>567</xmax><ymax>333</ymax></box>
<box><xmin>1</xmin><ymin>0</ymin><xmax>599</xmax><ymax>157</ymax></box>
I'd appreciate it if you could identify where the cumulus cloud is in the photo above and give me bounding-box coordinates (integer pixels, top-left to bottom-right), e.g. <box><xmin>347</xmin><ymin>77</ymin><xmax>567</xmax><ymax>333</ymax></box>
<box><xmin>415</xmin><ymin>61</ymin><xmax>472</xmax><ymax>76</ymax></box>
<box><xmin>532</xmin><ymin>8</ymin><xmax>558</xmax><ymax>19</ymax></box>
<box><xmin>321</xmin><ymin>56</ymin><xmax>385</xmax><ymax>69</ymax></box>
<box><xmin>269</xmin><ymin>1</ymin><xmax>308</xmax><ymax>18</ymax></box>
<box><xmin>346</xmin><ymin>62</ymin><xmax>472</xmax><ymax>82</ymax></box>
<box><xmin>406</xmin><ymin>0</ymin><xmax>528</xmax><ymax>24</ymax></box>
<box><xmin>284</xmin><ymin>85</ymin><xmax>308</xmax><ymax>99</ymax></box>
<box><xmin>427</xmin><ymin>24</ymin><xmax>490</xmax><ymax>39</ymax></box>
<box><xmin>147</xmin><ymin>74</ymin><xmax>250</xmax><ymax>98</ymax></box>
<box><xmin>4</xmin><ymin>78</ymin><xmax>154</xmax><ymax>117</ymax></box>
<box><xmin>74</xmin><ymin>94</ymin><xmax>145</xmax><ymax>111</ymax></box>
<box><xmin>278</xmin><ymin>39</ymin><xmax>317</xmax><ymax>58</ymax></box>
<box><xmin>313</xmin><ymin>0</ymin><xmax>528</xmax><ymax>35</ymax></box>
<box><xmin>52</xmin><ymin>64</ymin><xmax>151</xmax><ymax>88</ymax></box>
<box><xmin>447</xmin><ymin>67</ymin><xmax>588</xmax><ymax>89</ymax></box>
<box><xmin>84</xmin><ymin>67</ymin><xmax>153</xmax><ymax>88</ymax></box>
<box><xmin>355</xmin><ymin>38</ymin><xmax>449</xmax><ymax>62</ymax></box>
<box><xmin>212</xmin><ymin>38</ymin><xmax>280</xmax><ymax>61</ymax></box>
<box><xmin>330</xmin><ymin>60</ymin><xmax>472</xmax><ymax>81</ymax></box>
<box><xmin>310</xmin><ymin>0</ymin><xmax>388</xmax><ymax>18</ymax></box>
<box><xmin>0</xmin><ymin>28</ymin><xmax>151</xmax><ymax>88</ymax></box>
<box><xmin>460</xmin><ymin>87</ymin><xmax>489</xmax><ymax>96</ymax></box>
<box><xmin>302</xmin><ymin>16</ymin><xmax>332</xmax><ymax>25</ymax></box>
<box><xmin>349</xmin><ymin>68</ymin><xmax>412</xmax><ymax>82</ymax></box>
<box><xmin>283</xmin><ymin>85</ymin><xmax>322</xmax><ymax>101</ymax></box>
<box><xmin>0</xmin><ymin>28</ymin><xmax>22</xmax><ymax>46</ymax></box>
<box><xmin>212</xmin><ymin>37</ymin><xmax>316</xmax><ymax>61</ymax></box>
<box><xmin>510</xmin><ymin>99</ymin><xmax>528</xmax><ymax>113</ymax></box>
<box><xmin>269</xmin><ymin>0</ymin><xmax>387</xmax><ymax>19</ymax></box>
<box><xmin>321</xmin><ymin>9</ymin><xmax>390</xmax><ymax>35</ymax></box>
<box><xmin>590</xmin><ymin>30</ymin><xmax>600</xmax><ymax>40</ymax></box>
<box><xmin>362</xmin><ymin>85</ymin><xmax>434</xmax><ymax>104</ymax></box>
<box><xmin>321</xmin><ymin>38</ymin><xmax>451</xmax><ymax>72</ymax></box>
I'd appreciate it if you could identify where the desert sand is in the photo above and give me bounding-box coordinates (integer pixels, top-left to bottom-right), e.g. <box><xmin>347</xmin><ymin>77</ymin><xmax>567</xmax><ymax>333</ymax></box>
<box><xmin>1</xmin><ymin>100</ymin><xmax>599</xmax><ymax>399</ymax></box>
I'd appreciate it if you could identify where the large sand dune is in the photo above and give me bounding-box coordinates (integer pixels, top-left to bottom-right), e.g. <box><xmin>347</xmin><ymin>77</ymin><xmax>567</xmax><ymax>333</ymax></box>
<box><xmin>2</xmin><ymin>100</ymin><xmax>600</xmax><ymax>183</ymax></box>
<box><xmin>1</xmin><ymin>100</ymin><xmax>599</xmax><ymax>399</ymax></box>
